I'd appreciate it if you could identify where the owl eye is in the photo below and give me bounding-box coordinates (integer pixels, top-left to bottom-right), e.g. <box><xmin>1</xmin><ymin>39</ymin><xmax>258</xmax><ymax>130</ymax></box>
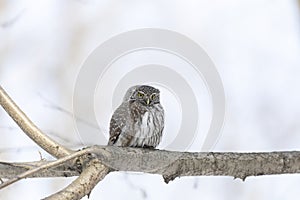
<box><xmin>137</xmin><ymin>92</ymin><xmax>144</xmax><ymax>98</ymax></box>
<box><xmin>150</xmin><ymin>94</ymin><xmax>156</xmax><ymax>100</ymax></box>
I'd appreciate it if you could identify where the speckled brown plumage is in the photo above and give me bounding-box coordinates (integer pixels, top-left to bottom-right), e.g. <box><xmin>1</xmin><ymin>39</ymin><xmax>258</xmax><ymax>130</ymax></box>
<box><xmin>108</xmin><ymin>85</ymin><xmax>165</xmax><ymax>148</ymax></box>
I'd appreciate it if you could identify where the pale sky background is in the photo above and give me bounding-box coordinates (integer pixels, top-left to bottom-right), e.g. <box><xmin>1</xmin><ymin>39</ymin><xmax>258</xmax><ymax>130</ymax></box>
<box><xmin>1</xmin><ymin>0</ymin><xmax>300</xmax><ymax>199</ymax></box>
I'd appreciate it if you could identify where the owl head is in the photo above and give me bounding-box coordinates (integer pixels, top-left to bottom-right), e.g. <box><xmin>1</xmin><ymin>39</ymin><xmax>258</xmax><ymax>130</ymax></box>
<box><xmin>124</xmin><ymin>85</ymin><xmax>160</xmax><ymax>106</ymax></box>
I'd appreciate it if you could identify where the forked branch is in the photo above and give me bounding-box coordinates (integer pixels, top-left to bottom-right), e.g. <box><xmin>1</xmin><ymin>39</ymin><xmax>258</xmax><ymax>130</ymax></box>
<box><xmin>0</xmin><ymin>85</ymin><xmax>108</xmax><ymax>200</ymax></box>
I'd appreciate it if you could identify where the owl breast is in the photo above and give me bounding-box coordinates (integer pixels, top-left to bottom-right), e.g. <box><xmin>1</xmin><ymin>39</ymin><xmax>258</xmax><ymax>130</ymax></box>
<box><xmin>128</xmin><ymin>103</ymin><xmax>164</xmax><ymax>147</ymax></box>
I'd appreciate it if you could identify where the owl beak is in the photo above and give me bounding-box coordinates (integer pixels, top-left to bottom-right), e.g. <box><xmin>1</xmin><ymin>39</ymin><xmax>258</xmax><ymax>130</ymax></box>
<box><xmin>146</xmin><ymin>98</ymin><xmax>150</xmax><ymax>105</ymax></box>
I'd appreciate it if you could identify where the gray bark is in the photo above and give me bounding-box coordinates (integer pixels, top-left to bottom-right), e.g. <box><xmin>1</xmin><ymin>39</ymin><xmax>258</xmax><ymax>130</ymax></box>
<box><xmin>1</xmin><ymin>146</ymin><xmax>300</xmax><ymax>183</ymax></box>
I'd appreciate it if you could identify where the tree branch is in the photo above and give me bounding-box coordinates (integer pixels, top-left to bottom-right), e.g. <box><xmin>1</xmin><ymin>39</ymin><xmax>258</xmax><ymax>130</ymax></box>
<box><xmin>44</xmin><ymin>159</ymin><xmax>109</xmax><ymax>200</ymax></box>
<box><xmin>0</xmin><ymin>86</ymin><xmax>72</xmax><ymax>158</ymax></box>
<box><xmin>73</xmin><ymin>146</ymin><xmax>300</xmax><ymax>182</ymax></box>
<box><xmin>1</xmin><ymin>85</ymin><xmax>300</xmax><ymax>199</ymax></box>
<box><xmin>0</xmin><ymin>148</ymin><xmax>92</xmax><ymax>189</ymax></box>
<box><xmin>0</xmin><ymin>85</ymin><xmax>108</xmax><ymax>199</ymax></box>
<box><xmin>1</xmin><ymin>146</ymin><xmax>300</xmax><ymax>186</ymax></box>
<box><xmin>0</xmin><ymin>161</ymin><xmax>79</xmax><ymax>179</ymax></box>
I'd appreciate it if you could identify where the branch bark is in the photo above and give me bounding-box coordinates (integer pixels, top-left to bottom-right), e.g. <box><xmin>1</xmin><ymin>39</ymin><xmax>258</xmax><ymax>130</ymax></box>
<box><xmin>1</xmin><ymin>146</ymin><xmax>300</xmax><ymax>184</ymax></box>
<box><xmin>0</xmin><ymin>161</ymin><xmax>79</xmax><ymax>179</ymax></box>
<box><xmin>45</xmin><ymin>159</ymin><xmax>109</xmax><ymax>200</ymax></box>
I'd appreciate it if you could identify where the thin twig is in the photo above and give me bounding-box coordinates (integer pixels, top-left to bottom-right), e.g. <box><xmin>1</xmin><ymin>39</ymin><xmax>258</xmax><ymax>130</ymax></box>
<box><xmin>38</xmin><ymin>93</ymin><xmax>99</xmax><ymax>129</ymax></box>
<box><xmin>0</xmin><ymin>161</ymin><xmax>80</xmax><ymax>179</ymax></box>
<box><xmin>0</xmin><ymin>147</ymin><xmax>94</xmax><ymax>189</ymax></box>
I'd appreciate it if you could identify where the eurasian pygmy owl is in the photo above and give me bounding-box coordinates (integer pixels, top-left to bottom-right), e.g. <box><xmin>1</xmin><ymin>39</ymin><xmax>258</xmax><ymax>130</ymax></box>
<box><xmin>108</xmin><ymin>85</ymin><xmax>165</xmax><ymax>148</ymax></box>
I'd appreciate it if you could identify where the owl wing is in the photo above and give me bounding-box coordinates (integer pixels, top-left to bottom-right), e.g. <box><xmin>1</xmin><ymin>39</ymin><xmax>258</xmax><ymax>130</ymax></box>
<box><xmin>108</xmin><ymin>102</ymin><xmax>129</xmax><ymax>145</ymax></box>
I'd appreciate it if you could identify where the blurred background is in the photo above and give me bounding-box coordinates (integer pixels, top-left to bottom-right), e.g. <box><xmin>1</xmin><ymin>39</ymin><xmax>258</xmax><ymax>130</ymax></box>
<box><xmin>1</xmin><ymin>0</ymin><xmax>300</xmax><ymax>199</ymax></box>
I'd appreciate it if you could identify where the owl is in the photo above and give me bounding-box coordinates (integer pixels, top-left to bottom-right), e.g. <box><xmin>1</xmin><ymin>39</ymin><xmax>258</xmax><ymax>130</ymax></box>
<box><xmin>108</xmin><ymin>85</ymin><xmax>165</xmax><ymax>148</ymax></box>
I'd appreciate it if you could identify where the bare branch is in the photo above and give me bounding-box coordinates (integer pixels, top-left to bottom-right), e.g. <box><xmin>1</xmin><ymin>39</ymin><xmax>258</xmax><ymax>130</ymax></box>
<box><xmin>0</xmin><ymin>85</ymin><xmax>108</xmax><ymax>199</ymax></box>
<box><xmin>1</xmin><ymin>85</ymin><xmax>300</xmax><ymax>199</ymax></box>
<box><xmin>1</xmin><ymin>146</ymin><xmax>300</xmax><ymax>185</ymax></box>
<box><xmin>0</xmin><ymin>158</ymin><xmax>109</xmax><ymax>200</ymax></box>
<box><xmin>93</xmin><ymin>146</ymin><xmax>300</xmax><ymax>182</ymax></box>
<box><xmin>0</xmin><ymin>161</ymin><xmax>80</xmax><ymax>179</ymax></box>
<box><xmin>44</xmin><ymin>159</ymin><xmax>109</xmax><ymax>200</ymax></box>
<box><xmin>0</xmin><ymin>148</ymin><xmax>92</xmax><ymax>189</ymax></box>
<box><xmin>0</xmin><ymin>86</ymin><xmax>73</xmax><ymax>158</ymax></box>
